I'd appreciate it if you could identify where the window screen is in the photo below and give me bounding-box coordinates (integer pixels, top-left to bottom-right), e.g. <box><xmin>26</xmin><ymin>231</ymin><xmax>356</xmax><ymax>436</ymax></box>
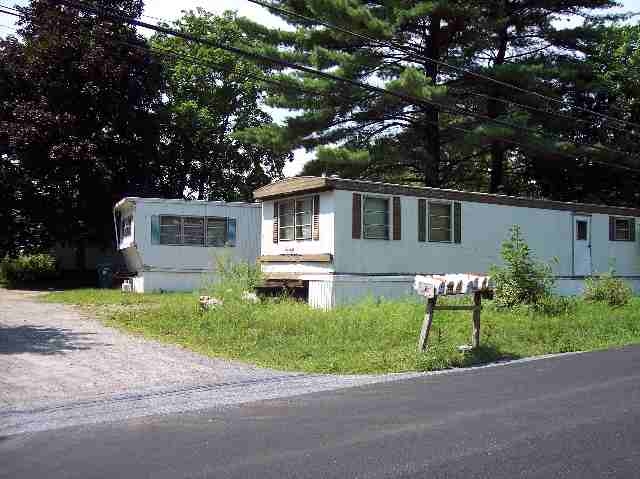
<box><xmin>279</xmin><ymin>200</ymin><xmax>296</xmax><ymax>241</ymax></box>
<box><xmin>295</xmin><ymin>198</ymin><xmax>313</xmax><ymax>240</ymax></box>
<box><xmin>183</xmin><ymin>217</ymin><xmax>205</xmax><ymax>246</ymax></box>
<box><xmin>363</xmin><ymin>197</ymin><xmax>389</xmax><ymax>240</ymax></box>
<box><xmin>206</xmin><ymin>218</ymin><xmax>227</xmax><ymax>246</ymax></box>
<box><xmin>429</xmin><ymin>202</ymin><xmax>452</xmax><ymax>242</ymax></box>
<box><xmin>121</xmin><ymin>215</ymin><xmax>132</xmax><ymax>238</ymax></box>
<box><xmin>615</xmin><ymin>218</ymin><xmax>631</xmax><ymax>241</ymax></box>
<box><xmin>160</xmin><ymin>216</ymin><xmax>181</xmax><ymax>245</ymax></box>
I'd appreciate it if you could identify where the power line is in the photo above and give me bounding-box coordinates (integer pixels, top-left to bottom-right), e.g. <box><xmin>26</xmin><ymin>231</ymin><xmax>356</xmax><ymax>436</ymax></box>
<box><xmin>8</xmin><ymin>0</ymin><xmax>640</xmax><ymax>174</ymax></box>
<box><xmin>57</xmin><ymin>0</ymin><xmax>638</xmax><ymax>165</ymax></box>
<box><xmin>245</xmin><ymin>0</ymin><xmax>640</xmax><ymax>132</ymax></box>
<box><xmin>0</xmin><ymin>7</ymin><xmax>19</xmax><ymax>18</ymax></box>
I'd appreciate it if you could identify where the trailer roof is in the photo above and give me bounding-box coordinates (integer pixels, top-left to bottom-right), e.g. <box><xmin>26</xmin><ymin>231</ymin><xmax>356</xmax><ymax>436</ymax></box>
<box><xmin>253</xmin><ymin>176</ymin><xmax>640</xmax><ymax>217</ymax></box>
<box><xmin>114</xmin><ymin>197</ymin><xmax>260</xmax><ymax>209</ymax></box>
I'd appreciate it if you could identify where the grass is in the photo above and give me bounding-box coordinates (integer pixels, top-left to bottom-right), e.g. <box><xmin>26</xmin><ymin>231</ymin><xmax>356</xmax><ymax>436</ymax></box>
<box><xmin>42</xmin><ymin>289</ymin><xmax>640</xmax><ymax>374</ymax></box>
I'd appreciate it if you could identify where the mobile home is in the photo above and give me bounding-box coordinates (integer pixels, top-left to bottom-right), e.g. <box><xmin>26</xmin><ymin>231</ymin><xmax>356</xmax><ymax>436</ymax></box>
<box><xmin>254</xmin><ymin>177</ymin><xmax>640</xmax><ymax>309</ymax></box>
<box><xmin>114</xmin><ymin>197</ymin><xmax>261</xmax><ymax>292</ymax></box>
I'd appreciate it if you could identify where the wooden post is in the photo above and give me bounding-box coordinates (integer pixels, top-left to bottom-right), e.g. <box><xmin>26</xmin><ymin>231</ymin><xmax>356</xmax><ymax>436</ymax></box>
<box><xmin>472</xmin><ymin>291</ymin><xmax>481</xmax><ymax>348</ymax></box>
<box><xmin>418</xmin><ymin>296</ymin><xmax>437</xmax><ymax>352</ymax></box>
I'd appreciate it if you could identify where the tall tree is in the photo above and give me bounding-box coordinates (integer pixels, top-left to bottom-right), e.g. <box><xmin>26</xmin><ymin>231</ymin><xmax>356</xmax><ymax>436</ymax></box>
<box><xmin>0</xmin><ymin>0</ymin><xmax>163</xmax><ymax>258</ymax></box>
<box><xmin>151</xmin><ymin>10</ymin><xmax>290</xmax><ymax>202</ymax></box>
<box><xmin>244</xmin><ymin>0</ymin><xmax>636</xmax><ymax>201</ymax></box>
<box><xmin>242</xmin><ymin>0</ymin><xmax>481</xmax><ymax>187</ymax></box>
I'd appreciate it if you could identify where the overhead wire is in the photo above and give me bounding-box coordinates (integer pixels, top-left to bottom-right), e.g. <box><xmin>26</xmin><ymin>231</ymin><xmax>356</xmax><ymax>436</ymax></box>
<box><xmin>4</xmin><ymin>0</ymin><xmax>640</xmax><ymax>173</ymax></box>
<box><xmin>245</xmin><ymin>0</ymin><xmax>640</xmax><ymax>132</ymax></box>
<box><xmin>55</xmin><ymin>0</ymin><xmax>640</xmax><ymax>167</ymax></box>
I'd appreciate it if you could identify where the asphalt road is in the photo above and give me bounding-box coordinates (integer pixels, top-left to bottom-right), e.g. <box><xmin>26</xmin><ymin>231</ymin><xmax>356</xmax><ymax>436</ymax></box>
<box><xmin>3</xmin><ymin>346</ymin><xmax>640</xmax><ymax>479</ymax></box>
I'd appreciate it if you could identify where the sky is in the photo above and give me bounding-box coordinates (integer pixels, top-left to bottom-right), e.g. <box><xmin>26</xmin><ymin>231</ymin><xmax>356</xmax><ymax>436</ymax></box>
<box><xmin>1</xmin><ymin>0</ymin><xmax>639</xmax><ymax>175</ymax></box>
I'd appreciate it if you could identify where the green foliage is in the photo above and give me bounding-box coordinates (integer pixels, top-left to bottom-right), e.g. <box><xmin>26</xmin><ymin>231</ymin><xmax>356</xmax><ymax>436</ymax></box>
<box><xmin>301</xmin><ymin>146</ymin><xmax>371</xmax><ymax>177</ymax></box>
<box><xmin>151</xmin><ymin>10</ymin><xmax>289</xmax><ymax>201</ymax></box>
<box><xmin>45</xmin><ymin>290</ymin><xmax>640</xmax><ymax>374</ymax></box>
<box><xmin>202</xmin><ymin>254</ymin><xmax>263</xmax><ymax>302</ymax></box>
<box><xmin>490</xmin><ymin>225</ymin><xmax>556</xmax><ymax>309</ymax></box>
<box><xmin>0</xmin><ymin>254</ymin><xmax>57</xmax><ymax>286</ymax></box>
<box><xmin>584</xmin><ymin>271</ymin><xmax>632</xmax><ymax>307</ymax></box>
<box><xmin>0</xmin><ymin>0</ymin><xmax>164</xmax><ymax>255</ymax></box>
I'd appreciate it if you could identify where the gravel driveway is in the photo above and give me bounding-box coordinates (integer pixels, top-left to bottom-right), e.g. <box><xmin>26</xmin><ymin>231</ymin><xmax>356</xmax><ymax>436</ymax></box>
<box><xmin>0</xmin><ymin>289</ymin><xmax>427</xmax><ymax>436</ymax></box>
<box><xmin>0</xmin><ymin>289</ymin><xmax>288</xmax><ymax>410</ymax></box>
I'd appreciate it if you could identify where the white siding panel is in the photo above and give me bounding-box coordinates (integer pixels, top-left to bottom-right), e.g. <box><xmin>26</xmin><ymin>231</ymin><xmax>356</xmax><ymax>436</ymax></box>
<box><xmin>126</xmin><ymin>199</ymin><xmax>261</xmax><ymax>276</ymax></box>
<box><xmin>332</xmin><ymin>276</ymin><xmax>415</xmax><ymax>306</ymax></box>
<box><xmin>308</xmin><ymin>280</ymin><xmax>334</xmax><ymax>310</ymax></box>
<box><xmin>261</xmin><ymin>191</ymin><xmax>335</xmax><ymax>259</ymax></box>
<box><xmin>333</xmin><ymin>189</ymin><xmax>574</xmax><ymax>276</ymax></box>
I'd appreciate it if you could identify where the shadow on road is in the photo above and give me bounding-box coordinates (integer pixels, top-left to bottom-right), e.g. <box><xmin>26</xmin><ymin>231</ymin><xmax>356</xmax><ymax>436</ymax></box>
<box><xmin>0</xmin><ymin>324</ymin><xmax>103</xmax><ymax>355</ymax></box>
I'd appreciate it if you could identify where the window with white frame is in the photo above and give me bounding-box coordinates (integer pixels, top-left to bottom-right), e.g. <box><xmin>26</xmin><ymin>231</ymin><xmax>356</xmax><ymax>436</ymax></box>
<box><xmin>363</xmin><ymin>196</ymin><xmax>389</xmax><ymax>240</ymax></box>
<box><xmin>279</xmin><ymin>197</ymin><xmax>313</xmax><ymax>241</ymax></box>
<box><xmin>428</xmin><ymin>202</ymin><xmax>452</xmax><ymax>242</ymax></box>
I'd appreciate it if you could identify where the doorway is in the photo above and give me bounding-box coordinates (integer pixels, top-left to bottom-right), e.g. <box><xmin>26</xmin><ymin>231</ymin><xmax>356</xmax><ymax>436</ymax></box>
<box><xmin>573</xmin><ymin>215</ymin><xmax>592</xmax><ymax>276</ymax></box>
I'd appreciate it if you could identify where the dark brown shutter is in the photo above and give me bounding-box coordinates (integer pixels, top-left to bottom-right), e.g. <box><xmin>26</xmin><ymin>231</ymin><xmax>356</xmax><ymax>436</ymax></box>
<box><xmin>312</xmin><ymin>194</ymin><xmax>320</xmax><ymax>240</ymax></box>
<box><xmin>454</xmin><ymin>202</ymin><xmax>462</xmax><ymax>243</ymax></box>
<box><xmin>273</xmin><ymin>201</ymin><xmax>279</xmax><ymax>243</ymax></box>
<box><xmin>630</xmin><ymin>218</ymin><xmax>636</xmax><ymax>242</ymax></box>
<box><xmin>418</xmin><ymin>199</ymin><xmax>426</xmax><ymax>242</ymax></box>
<box><xmin>609</xmin><ymin>216</ymin><xmax>615</xmax><ymax>241</ymax></box>
<box><xmin>392</xmin><ymin>196</ymin><xmax>401</xmax><ymax>240</ymax></box>
<box><xmin>352</xmin><ymin>193</ymin><xmax>361</xmax><ymax>239</ymax></box>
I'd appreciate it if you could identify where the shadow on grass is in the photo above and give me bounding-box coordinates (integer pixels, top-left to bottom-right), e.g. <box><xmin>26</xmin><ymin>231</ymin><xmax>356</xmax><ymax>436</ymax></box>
<box><xmin>458</xmin><ymin>344</ymin><xmax>521</xmax><ymax>368</ymax></box>
<box><xmin>0</xmin><ymin>325</ymin><xmax>104</xmax><ymax>355</ymax></box>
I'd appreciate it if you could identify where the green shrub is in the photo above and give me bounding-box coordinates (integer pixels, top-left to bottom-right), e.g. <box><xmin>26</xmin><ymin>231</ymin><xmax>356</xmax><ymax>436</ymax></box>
<box><xmin>0</xmin><ymin>253</ymin><xmax>58</xmax><ymax>286</ymax></box>
<box><xmin>533</xmin><ymin>294</ymin><xmax>578</xmax><ymax>316</ymax></box>
<box><xmin>202</xmin><ymin>253</ymin><xmax>262</xmax><ymax>302</ymax></box>
<box><xmin>490</xmin><ymin>225</ymin><xmax>556</xmax><ymax>309</ymax></box>
<box><xmin>584</xmin><ymin>271</ymin><xmax>632</xmax><ymax>307</ymax></box>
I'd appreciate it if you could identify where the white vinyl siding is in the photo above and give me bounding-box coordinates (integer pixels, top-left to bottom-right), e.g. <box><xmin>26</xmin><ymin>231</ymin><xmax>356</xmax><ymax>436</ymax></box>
<box><xmin>363</xmin><ymin>196</ymin><xmax>389</xmax><ymax>240</ymax></box>
<box><xmin>429</xmin><ymin>202</ymin><xmax>452</xmax><ymax>242</ymax></box>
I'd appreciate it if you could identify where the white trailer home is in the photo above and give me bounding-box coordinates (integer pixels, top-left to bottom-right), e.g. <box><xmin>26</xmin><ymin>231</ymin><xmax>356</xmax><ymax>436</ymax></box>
<box><xmin>254</xmin><ymin>177</ymin><xmax>640</xmax><ymax>309</ymax></box>
<box><xmin>114</xmin><ymin>197</ymin><xmax>261</xmax><ymax>293</ymax></box>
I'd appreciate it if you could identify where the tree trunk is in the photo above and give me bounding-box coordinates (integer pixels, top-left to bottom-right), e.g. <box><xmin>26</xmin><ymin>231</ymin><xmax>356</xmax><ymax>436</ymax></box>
<box><xmin>488</xmin><ymin>26</ymin><xmax>509</xmax><ymax>193</ymax></box>
<box><xmin>422</xmin><ymin>15</ymin><xmax>442</xmax><ymax>187</ymax></box>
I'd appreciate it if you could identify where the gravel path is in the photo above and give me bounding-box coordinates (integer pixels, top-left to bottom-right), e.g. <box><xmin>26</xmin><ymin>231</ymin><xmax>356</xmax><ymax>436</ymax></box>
<box><xmin>0</xmin><ymin>289</ymin><xmax>426</xmax><ymax>436</ymax></box>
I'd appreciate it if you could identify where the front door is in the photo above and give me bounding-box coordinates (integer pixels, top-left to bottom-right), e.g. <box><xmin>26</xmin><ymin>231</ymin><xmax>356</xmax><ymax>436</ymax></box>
<box><xmin>573</xmin><ymin>215</ymin><xmax>592</xmax><ymax>276</ymax></box>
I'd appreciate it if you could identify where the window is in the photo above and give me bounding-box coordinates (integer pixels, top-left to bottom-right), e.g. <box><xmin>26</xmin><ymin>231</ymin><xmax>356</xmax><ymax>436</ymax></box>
<box><xmin>363</xmin><ymin>196</ymin><xmax>389</xmax><ymax>240</ymax></box>
<box><xmin>296</xmin><ymin>198</ymin><xmax>313</xmax><ymax>240</ymax></box>
<box><xmin>429</xmin><ymin>202</ymin><xmax>452</xmax><ymax>242</ymax></box>
<box><xmin>121</xmin><ymin>215</ymin><xmax>132</xmax><ymax>238</ymax></box>
<box><xmin>613</xmin><ymin>217</ymin><xmax>634</xmax><ymax>241</ymax></box>
<box><xmin>183</xmin><ymin>217</ymin><xmax>205</xmax><ymax>246</ymax></box>
<box><xmin>160</xmin><ymin>216</ymin><xmax>181</xmax><ymax>245</ymax></box>
<box><xmin>156</xmin><ymin>215</ymin><xmax>236</xmax><ymax>247</ymax></box>
<box><xmin>279</xmin><ymin>197</ymin><xmax>313</xmax><ymax>241</ymax></box>
<box><xmin>206</xmin><ymin>218</ymin><xmax>226</xmax><ymax>247</ymax></box>
<box><xmin>576</xmin><ymin>220</ymin><xmax>588</xmax><ymax>240</ymax></box>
